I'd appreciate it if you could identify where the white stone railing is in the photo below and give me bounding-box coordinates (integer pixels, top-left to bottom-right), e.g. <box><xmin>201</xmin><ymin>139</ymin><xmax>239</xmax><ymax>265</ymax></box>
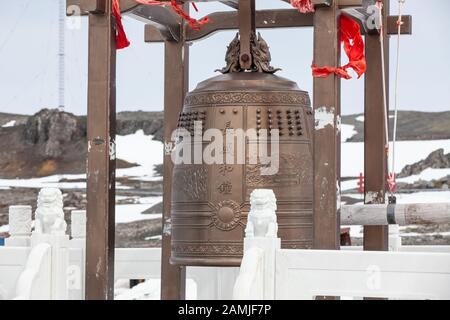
<box><xmin>0</xmin><ymin>188</ymin><xmax>72</xmax><ymax>300</ymax></box>
<box><xmin>234</xmin><ymin>242</ymin><xmax>450</xmax><ymax>300</ymax></box>
<box><xmin>14</xmin><ymin>243</ymin><xmax>52</xmax><ymax>300</ymax></box>
<box><xmin>232</xmin><ymin>189</ymin><xmax>280</xmax><ymax>300</ymax></box>
<box><xmin>232</xmin><ymin>190</ymin><xmax>450</xmax><ymax>300</ymax></box>
<box><xmin>0</xmin><ymin>246</ymin><xmax>30</xmax><ymax>300</ymax></box>
<box><xmin>0</xmin><ymin>187</ymin><xmax>239</xmax><ymax>300</ymax></box>
<box><xmin>2</xmin><ymin>187</ymin><xmax>450</xmax><ymax>300</ymax></box>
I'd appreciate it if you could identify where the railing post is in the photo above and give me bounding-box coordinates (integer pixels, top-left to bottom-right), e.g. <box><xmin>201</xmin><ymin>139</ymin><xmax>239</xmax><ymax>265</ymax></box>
<box><xmin>5</xmin><ymin>206</ymin><xmax>32</xmax><ymax>247</ymax></box>
<box><xmin>30</xmin><ymin>188</ymin><xmax>70</xmax><ymax>300</ymax></box>
<box><xmin>233</xmin><ymin>189</ymin><xmax>280</xmax><ymax>300</ymax></box>
<box><xmin>388</xmin><ymin>225</ymin><xmax>402</xmax><ymax>251</ymax></box>
<box><xmin>68</xmin><ymin>210</ymin><xmax>86</xmax><ymax>299</ymax></box>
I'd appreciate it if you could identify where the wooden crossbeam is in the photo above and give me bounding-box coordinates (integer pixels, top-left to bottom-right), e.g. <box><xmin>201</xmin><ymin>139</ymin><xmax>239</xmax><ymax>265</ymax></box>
<box><xmin>220</xmin><ymin>0</ymin><xmax>239</xmax><ymax>9</ymax></box>
<box><xmin>128</xmin><ymin>4</ymin><xmax>181</xmax><ymax>41</ymax></box>
<box><xmin>342</xmin><ymin>6</ymin><xmax>412</xmax><ymax>35</ymax></box>
<box><xmin>184</xmin><ymin>9</ymin><xmax>313</xmax><ymax>43</ymax></box>
<box><xmin>144</xmin><ymin>9</ymin><xmax>411</xmax><ymax>43</ymax></box>
<box><xmin>280</xmin><ymin>0</ymin><xmax>332</xmax><ymax>6</ymax></box>
<box><xmin>68</xmin><ymin>2</ymin><xmax>411</xmax><ymax>43</ymax></box>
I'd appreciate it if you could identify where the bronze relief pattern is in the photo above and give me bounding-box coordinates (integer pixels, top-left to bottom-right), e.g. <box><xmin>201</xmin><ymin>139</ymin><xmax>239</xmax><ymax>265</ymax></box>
<box><xmin>210</xmin><ymin>200</ymin><xmax>242</xmax><ymax>231</ymax></box>
<box><xmin>185</xmin><ymin>91</ymin><xmax>310</xmax><ymax>107</ymax></box>
<box><xmin>173</xmin><ymin>166</ymin><xmax>208</xmax><ymax>201</ymax></box>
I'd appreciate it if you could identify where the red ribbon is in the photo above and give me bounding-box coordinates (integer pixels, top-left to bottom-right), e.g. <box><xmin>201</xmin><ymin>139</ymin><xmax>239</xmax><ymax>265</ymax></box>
<box><xmin>112</xmin><ymin>0</ymin><xmax>130</xmax><ymax>49</ymax></box>
<box><xmin>312</xmin><ymin>14</ymin><xmax>367</xmax><ymax>80</ymax></box>
<box><xmin>134</xmin><ymin>0</ymin><xmax>209</xmax><ymax>30</ymax></box>
<box><xmin>290</xmin><ymin>0</ymin><xmax>315</xmax><ymax>13</ymax></box>
<box><xmin>112</xmin><ymin>1</ymin><xmax>208</xmax><ymax>50</ymax></box>
<box><xmin>388</xmin><ymin>173</ymin><xmax>397</xmax><ymax>193</ymax></box>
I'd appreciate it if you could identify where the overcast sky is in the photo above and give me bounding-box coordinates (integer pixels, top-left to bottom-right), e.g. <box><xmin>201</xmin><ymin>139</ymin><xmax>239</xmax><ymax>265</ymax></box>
<box><xmin>0</xmin><ymin>0</ymin><xmax>449</xmax><ymax>116</ymax></box>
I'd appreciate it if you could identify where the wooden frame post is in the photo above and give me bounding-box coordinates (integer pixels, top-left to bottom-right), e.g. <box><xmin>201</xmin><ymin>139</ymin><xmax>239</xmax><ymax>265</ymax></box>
<box><xmin>160</xmin><ymin>20</ymin><xmax>189</xmax><ymax>300</ymax></box>
<box><xmin>363</xmin><ymin>0</ymin><xmax>390</xmax><ymax>251</ymax></box>
<box><xmin>313</xmin><ymin>1</ymin><xmax>341</xmax><ymax>250</ymax></box>
<box><xmin>85</xmin><ymin>0</ymin><xmax>116</xmax><ymax>299</ymax></box>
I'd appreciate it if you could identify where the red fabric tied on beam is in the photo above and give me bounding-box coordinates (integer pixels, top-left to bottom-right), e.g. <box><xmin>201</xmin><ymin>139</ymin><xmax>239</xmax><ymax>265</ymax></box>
<box><xmin>388</xmin><ymin>173</ymin><xmax>397</xmax><ymax>193</ymax></box>
<box><xmin>112</xmin><ymin>0</ymin><xmax>130</xmax><ymax>49</ymax></box>
<box><xmin>290</xmin><ymin>0</ymin><xmax>315</xmax><ymax>13</ymax></box>
<box><xmin>112</xmin><ymin>0</ymin><xmax>208</xmax><ymax>50</ymax></box>
<box><xmin>134</xmin><ymin>0</ymin><xmax>209</xmax><ymax>30</ymax></box>
<box><xmin>312</xmin><ymin>14</ymin><xmax>367</xmax><ymax>80</ymax></box>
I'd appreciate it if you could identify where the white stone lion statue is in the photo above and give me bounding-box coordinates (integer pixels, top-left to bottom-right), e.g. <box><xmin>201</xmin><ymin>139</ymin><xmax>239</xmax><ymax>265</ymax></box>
<box><xmin>245</xmin><ymin>189</ymin><xmax>278</xmax><ymax>238</ymax></box>
<box><xmin>34</xmin><ymin>188</ymin><xmax>67</xmax><ymax>235</ymax></box>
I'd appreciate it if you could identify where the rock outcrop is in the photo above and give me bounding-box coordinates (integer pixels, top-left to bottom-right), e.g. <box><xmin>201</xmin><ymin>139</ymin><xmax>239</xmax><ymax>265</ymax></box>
<box><xmin>0</xmin><ymin>109</ymin><xmax>164</xmax><ymax>178</ymax></box>
<box><xmin>398</xmin><ymin>149</ymin><xmax>450</xmax><ymax>178</ymax></box>
<box><xmin>117</xmin><ymin>111</ymin><xmax>163</xmax><ymax>141</ymax></box>
<box><xmin>24</xmin><ymin>109</ymin><xmax>86</xmax><ymax>158</ymax></box>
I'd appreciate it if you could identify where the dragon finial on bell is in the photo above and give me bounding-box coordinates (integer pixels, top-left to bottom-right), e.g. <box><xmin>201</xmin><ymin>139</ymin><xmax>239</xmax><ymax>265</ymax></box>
<box><xmin>216</xmin><ymin>32</ymin><xmax>281</xmax><ymax>74</ymax></box>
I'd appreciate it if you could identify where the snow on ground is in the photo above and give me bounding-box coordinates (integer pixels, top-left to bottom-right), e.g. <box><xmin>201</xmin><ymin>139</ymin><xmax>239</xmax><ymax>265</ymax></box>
<box><xmin>395</xmin><ymin>191</ymin><xmax>450</xmax><ymax>203</ymax></box>
<box><xmin>341</xmin><ymin>124</ymin><xmax>357</xmax><ymax>142</ymax></box>
<box><xmin>341</xmin><ymin>139</ymin><xmax>450</xmax><ymax>178</ymax></box>
<box><xmin>115</xmin><ymin>206</ymin><xmax>161</xmax><ymax>223</ymax></box>
<box><xmin>116</xmin><ymin>130</ymin><xmax>163</xmax><ymax>181</ymax></box>
<box><xmin>0</xmin><ymin>130</ymin><xmax>165</xmax><ymax>226</ymax></box>
<box><xmin>1</xmin><ymin>120</ymin><xmax>16</xmax><ymax>128</ymax></box>
<box><xmin>0</xmin><ymin>174</ymin><xmax>87</xmax><ymax>189</ymax></box>
<box><xmin>341</xmin><ymin>179</ymin><xmax>359</xmax><ymax>191</ymax></box>
<box><xmin>354</xmin><ymin>115</ymin><xmax>393</xmax><ymax>123</ymax></box>
<box><xmin>114</xmin><ymin>278</ymin><xmax>197</xmax><ymax>300</ymax></box>
<box><xmin>397</xmin><ymin>168</ymin><xmax>450</xmax><ymax>184</ymax></box>
<box><xmin>116</xmin><ymin>197</ymin><xmax>162</xmax><ymax>223</ymax></box>
<box><xmin>0</xmin><ymin>131</ymin><xmax>164</xmax><ymax>188</ymax></box>
<box><xmin>115</xmin><ymin>195</ymin><xmax>162</xmax><ymax>223</ymax></box>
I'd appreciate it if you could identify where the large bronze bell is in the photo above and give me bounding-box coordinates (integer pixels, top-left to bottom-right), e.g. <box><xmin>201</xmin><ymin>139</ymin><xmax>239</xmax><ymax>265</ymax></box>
<box><xmin>170</xmin><ymin>33</ymin><xmax>313</xmax><ymax>266</ymax></box>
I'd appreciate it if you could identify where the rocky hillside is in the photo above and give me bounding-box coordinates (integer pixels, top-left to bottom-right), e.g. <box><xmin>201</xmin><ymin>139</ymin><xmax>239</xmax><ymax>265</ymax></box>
<box><xmin>342</xmin><ymin>111</ymin><xmax>450</xmax><ymax>142</ymax></box>
<box><xmin>398</xmin><ymin>149</ymin><xmax>450</xmax><ymax>178</ymax></box>
<box><xmin>0</xmin><ymin>109</ymin><xmax>163</xmax><ymax>178</ymax></box>
<box><xmin>2</xmin><ymin>108</ymin><xmax>450</xmax><ymax>179</ymax></box>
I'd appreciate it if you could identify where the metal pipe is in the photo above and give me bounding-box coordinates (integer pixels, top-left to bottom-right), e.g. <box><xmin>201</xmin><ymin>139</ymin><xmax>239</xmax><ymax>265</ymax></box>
<box><xmin>341</xmin><ymin>203</ymin><xmax>450</xmax><ymax>226</ymax></box>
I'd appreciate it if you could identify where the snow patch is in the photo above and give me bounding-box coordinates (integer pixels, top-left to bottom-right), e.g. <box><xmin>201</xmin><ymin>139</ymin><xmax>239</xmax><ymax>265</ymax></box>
<box><xmin>115</xmin><ymin>196</ymin><xmax>162</xmax><ymax>223</ymax></box>
<box><xmin>0</xmin><ymin>130</ymin><xmax>164</xmax><ymax>187</ymax></box>
<box><xmin>341</xmin><ymin>124</ymin><xmax>357</xmax><ymax>142</ymax></box>
<box><xmin>397</xmin><ymin>168</ymin><xmax>450</xmax><ymax>184</ymax></box>
<box><xmin>2</xmin><ymin>120</ymin><xmax>16</xmax><ymax>128</ymax></box>
<box><xmin>114</xmin><ymin>278</ymin><xmax>197</xmax><ymax>300</ymax></box>
<box><xmin>315</xmin><ymin>107</ymin><xmax>335</xmax><ymax>130</ymax></box>
<box><xmin>116</xmin><ymin>130</ymin><xmax>163</xmax><ymax>181</ymax></box>
<box><xmin>341</xmin><ymin>139</ymin><xmax>450</xmax><ymax>178</ymax></box>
